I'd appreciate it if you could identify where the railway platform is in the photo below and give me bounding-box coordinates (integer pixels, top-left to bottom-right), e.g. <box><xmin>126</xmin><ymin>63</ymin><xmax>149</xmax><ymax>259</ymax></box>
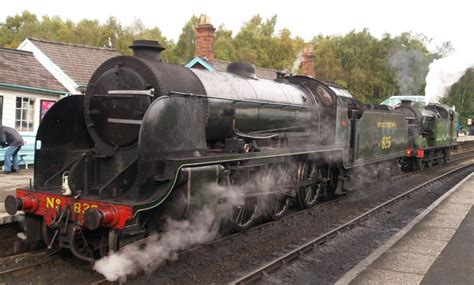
<box><xmin>338</xmin><ymin>171</ymin><xmax>474</xmax><ymax>285</ymax></box>
<box><xmin>457</xmin><ymin>135</ymin><xmax>474</xmax><ymax>142</ymax></box>
<box><xmin>0</xmin><ymin>169</ymin><xmax>32</xmax><ymax>225</ymax></box>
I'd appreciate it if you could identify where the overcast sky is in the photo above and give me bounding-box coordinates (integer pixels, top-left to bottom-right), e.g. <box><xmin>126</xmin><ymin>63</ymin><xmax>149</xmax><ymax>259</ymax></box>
<box><xmin>1</xmin><ymin>0</ymin><xmax>472</xmax><ymax>52</ymax></box>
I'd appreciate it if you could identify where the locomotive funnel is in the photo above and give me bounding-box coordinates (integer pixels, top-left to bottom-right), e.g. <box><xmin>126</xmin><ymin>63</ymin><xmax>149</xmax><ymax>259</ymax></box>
<box><xmin>129</xmin><ymin>39</ymin><xmax>165</xmax><ymax>62</ymax></box>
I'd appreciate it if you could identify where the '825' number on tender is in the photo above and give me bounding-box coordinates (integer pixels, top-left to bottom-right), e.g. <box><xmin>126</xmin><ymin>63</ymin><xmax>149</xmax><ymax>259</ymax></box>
<box><xmin>381</xmin><ymin>136</ymin><xmax>392</xmax><ymax>149</ymax></box>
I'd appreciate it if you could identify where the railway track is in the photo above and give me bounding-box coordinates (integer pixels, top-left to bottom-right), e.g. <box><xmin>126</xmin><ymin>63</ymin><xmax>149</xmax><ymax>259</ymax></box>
<box><xmin>0</xmin><ymin>248</ymin><xmax>59</xmax><ymax>279</ymax></box>
<box><xmin>230</xmin><ymin>161</ymin><xmax>474</xmax><ymax>284</ymax></box>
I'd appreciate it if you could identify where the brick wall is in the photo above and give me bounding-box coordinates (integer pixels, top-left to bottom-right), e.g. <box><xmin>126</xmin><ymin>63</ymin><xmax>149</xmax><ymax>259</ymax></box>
<box><xmin>302</xmin><ymin>44</ymin><xmax>315</xmax><ymax>78</ymax></box>
<box><xmin>195</xmin><ymin>23</ymin><xmax>216</xmax><ymax>62</ymax></box>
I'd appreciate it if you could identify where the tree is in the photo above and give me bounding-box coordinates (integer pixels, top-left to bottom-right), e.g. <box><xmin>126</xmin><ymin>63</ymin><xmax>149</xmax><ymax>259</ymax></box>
<box><xmin>310</xmin><ymin>30</ymin><xmax>435</xmax><ymax>103</ymax></box>
<box><xmin>442</xmin><ymin>69</ymin><xmax>474</xmax><ymax>128</ymax></box>
<box><xmin>0</xmin><ymin>11</ymin><xmax>39</xmax><ymax>47</ymax></box>
<box><xmin>214</xmin><ymin>25</ymin><xmax>235</xmax><ymax>61</ymax></box>
<box><xmin>174</xmin><ymin>15</ymin><xmax>199</xmax><ymax>64</ymax></box>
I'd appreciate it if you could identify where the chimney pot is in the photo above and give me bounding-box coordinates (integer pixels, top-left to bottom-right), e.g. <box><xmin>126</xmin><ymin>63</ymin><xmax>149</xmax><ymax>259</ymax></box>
<box><xmin>302</xmin><ymin>43</ymin><xmax>315</xmax><ymax>78</ymax></box>
<box><xmin>195</xmin><ymin>15</ymin><xmax>216</xmax><ymax>62</ymax></box>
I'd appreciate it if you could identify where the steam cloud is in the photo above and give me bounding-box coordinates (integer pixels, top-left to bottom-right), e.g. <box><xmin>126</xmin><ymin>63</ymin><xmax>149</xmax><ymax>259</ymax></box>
<box><xmin>94</xmin><ymin>169</ymin><xmax>283</xmax><ymax>282</ymax></box>
<box><xmin>94</xmin><ymin>206</ymin><xmax>222</xmax><ymax>282</ymax></box>
<box><xmin>389</xmin><ymin>48</ymin><xmax>429</xmax><ymax>95</ymax></box>
<box><xmin>291</xmin><ymin>50</ymin><xmax>303</xmax><ymax>75</ymax></box>
<box><xmin>424</xmin><ymin>51</ymin><xmax>474</xmax><ymax>102</ymax></box>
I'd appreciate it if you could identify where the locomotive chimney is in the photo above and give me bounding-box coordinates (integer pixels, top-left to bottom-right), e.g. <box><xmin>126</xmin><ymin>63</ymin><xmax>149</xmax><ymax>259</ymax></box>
<box><xmin>195</xmin><ymin>15</ymin><xmax>216</xmax><ymax>62</ymax></box>
<box><xmin>129</xmin><ymin>40</ymin><xmax>165</xmax><ymax>62</ymax></box>
<box><xmin>302</xmin><ymin>44</ymin><xmax>315</xmax><ymax>78</ymax></box>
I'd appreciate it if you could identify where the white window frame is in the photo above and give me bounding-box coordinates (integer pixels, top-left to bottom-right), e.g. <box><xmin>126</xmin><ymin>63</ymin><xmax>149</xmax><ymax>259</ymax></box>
<box><xmin>15</xmin><ymin>96</ymin><xmax>35</xmax><ymax>132</ymax></box>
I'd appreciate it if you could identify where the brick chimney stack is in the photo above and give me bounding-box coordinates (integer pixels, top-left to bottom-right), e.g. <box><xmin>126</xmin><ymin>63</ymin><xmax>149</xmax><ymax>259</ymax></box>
<box><xmin>302</xmin><ymin>44</ymin><xmax>315</xmax><ymax>78</ymax></box>
<box><xmin>195</xmin><ymin>15</ymin><xmax>216</xmax><ymax>62</ymax></box>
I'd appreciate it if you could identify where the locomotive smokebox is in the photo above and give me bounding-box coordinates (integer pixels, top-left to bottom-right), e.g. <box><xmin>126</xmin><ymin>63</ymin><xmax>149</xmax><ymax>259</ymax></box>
<box><xmin>129</xmin><ymin>39</ymin><xmax>165</xmax><ymax>62</ymax></box>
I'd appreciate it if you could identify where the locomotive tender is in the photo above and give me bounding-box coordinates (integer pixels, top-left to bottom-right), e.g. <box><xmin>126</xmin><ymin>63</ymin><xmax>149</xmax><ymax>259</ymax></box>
<box><xmin>4</xmin><ymin>40</ymin><xmax>457</xmax><ymax>261</ymax></box>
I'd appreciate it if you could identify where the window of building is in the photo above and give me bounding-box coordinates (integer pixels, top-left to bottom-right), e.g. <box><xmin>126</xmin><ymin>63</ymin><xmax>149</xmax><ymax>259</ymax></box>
<box><xmin>16</xmin><ymin>97</ymin><xmax>35</xmax><ymax>132</ymax></box>
<box><xmin>40</xmin><ymin>100</ymin><xmax>56</xmax><ymax>121</ymax></box>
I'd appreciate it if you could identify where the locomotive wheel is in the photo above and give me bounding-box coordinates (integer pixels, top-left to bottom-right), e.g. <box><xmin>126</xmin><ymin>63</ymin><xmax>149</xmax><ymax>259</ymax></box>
<box><xmin>108</xmin><ymin>229</ymin><xmax>120</xmax><ymax>253</ymax></box>
<box><xmin>417</xmin><ymin>159</ymin><xmax>425</xmax><ymax>170</ymax></box>
<box><xmin>425</xmin><ymin>159</ymin><xmax>433</xmax><ymax>168</ymax></box>
<box><xmin>325</xmin><ymin>165</ymin><xmax>340</xmax><ymax>200</ymax></box>
<box><xmin>232</xmin><ymin>197</ymin><xmax>258</xmax><ymax>232</ymax></box>
<box><xmin>263</xmin><ymin>165</ymin><xmax>293</xmax><ymax>220</ymax></box>
<box><xmin>443</xmin><ymin>149</ymin><xmax>449</xmax><ymax>163</ymax></box>
<box><xmin>268</xmin><ymin>195</ymin><xmax>291</xmax><ymax>220</ymax></box>
<box><xmin>296</xmin><ymin>160</ymin><xmax>323</xmax><ymax>209</ymax></box>
<box><xmin>99</xmin><ymin>228</ymin><xmax>120</xmax><ymax>257</ymax></box>
<box><xmin>41</xmin><ymin>221</ymin><xmax>57</xmax><ymax>249</ymax></box>
<box><xmin>424</xmin><ymin>152</ymin><xmax>433</xmax><ymax>168</ymax></box>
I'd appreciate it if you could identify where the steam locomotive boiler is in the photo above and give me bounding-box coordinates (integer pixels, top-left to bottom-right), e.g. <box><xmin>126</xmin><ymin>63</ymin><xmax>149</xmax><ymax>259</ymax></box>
<box><xmin>4</xmin><ymin>40</ymin><xmax>446</xmax><ymax>261</ymax></box>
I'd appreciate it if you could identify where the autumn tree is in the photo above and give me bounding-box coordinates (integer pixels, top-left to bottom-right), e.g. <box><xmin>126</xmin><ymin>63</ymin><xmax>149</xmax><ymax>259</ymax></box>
<box><xmin>173</xmin><ymin>15</ymin><xmax>199</xmax><ymax>64</ymax></box>
<box><xmin>442</xmin><ymin>69</ymin><xmax>474</xmax><ymax>128</ymax></box>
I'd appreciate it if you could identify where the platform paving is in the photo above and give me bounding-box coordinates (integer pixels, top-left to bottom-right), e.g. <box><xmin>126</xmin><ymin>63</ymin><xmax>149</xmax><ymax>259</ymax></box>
<box><xmin>0</xmin><ymin>168</ymin><xmax>33</xmax><ymax>224</ymax></box>
<box><xmin>457</xmin><ymin>135</ymin><xmax>474</xmax><ymax>142</ymax></box>
<box><xmin>341</xmin><ymin>172</ymin><xmax>474</xmax><ymax>285</ymax></box>
<box><xmin>421</xmin><ymin>208</ymin><xmax>474</xmax><ymax>284</ymax></box>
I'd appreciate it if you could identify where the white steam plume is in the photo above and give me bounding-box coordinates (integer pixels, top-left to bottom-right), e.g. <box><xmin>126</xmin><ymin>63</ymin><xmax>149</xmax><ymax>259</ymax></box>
<box><xmin>424</xmin><ymin>51</ymin><xmax>474</xmax><ymax>103</ymax></box>
<box><xmin>389</xmin><ymin>48</ymin><xmax>429</xmax><ymax>94</ymax></box>
<box><xmin>291</xmin><ymin>51</ymin><xmax>303</xmax><ymax>75</ymax></box>
<box><xmin>94</xmin><ymin>206</ymin><xmax>222</xmax><ymax>282</ymax></box>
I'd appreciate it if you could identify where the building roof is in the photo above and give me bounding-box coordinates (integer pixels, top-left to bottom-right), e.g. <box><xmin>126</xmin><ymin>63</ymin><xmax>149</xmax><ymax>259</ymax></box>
<box><xmin>186</xmin><ymin>57</ymin><xmax>279</xmax><ymax>80</ymax></box>
<box><xmin>381</xmin><ymin>95</ymin><xmax>426</xmax><ymax>106</ymax></box>
<box><xmin>27</xmin><ymin>38</ymin><xmax>121</xmax><ymax>86</ymax></box>
<box><xmin>0</xmin><ymin>47</ymin><xmax>66</xmax><ymax>93</ymax></box>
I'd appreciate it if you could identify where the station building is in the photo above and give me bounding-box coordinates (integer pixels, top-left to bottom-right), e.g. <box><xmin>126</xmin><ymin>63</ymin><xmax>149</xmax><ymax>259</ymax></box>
<box><xmin>0</xmin><ymin>47</ymin><xmax>67</xmax><ymax>166</ymax></box>
<box><xmin>18</xmin><ymin>38</ymin><xmax>120</xmax><ymax>94</ymax></box>
<box><xmin>0</xmin><ymin>39</ymin><xmax>119</xmax><ymax>167</ymax></box>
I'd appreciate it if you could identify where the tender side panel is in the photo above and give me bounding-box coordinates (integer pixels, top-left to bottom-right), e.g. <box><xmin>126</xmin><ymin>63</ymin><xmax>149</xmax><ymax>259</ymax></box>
<box><xmin>352</xmin><ymin>110</ymin><xmax>407</xmax><ymax>164</ymax></box>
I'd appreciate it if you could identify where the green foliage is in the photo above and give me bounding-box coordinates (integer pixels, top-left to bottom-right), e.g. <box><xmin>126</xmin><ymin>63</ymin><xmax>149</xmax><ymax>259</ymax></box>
<box><xmin>214</xmin><ymin>25</ymin><xmax>235</xmax><ymax>61</ymax></box>
<box><xmin>0</xmin><ymin>11</ymin><xmax>176</xmax><ymax>62</ymax></box>
<box><xmin>310</xmin><ymin>30</ymin><xmax>436</xmax><ymax>104</ymax></box>
<box><xmin>213</xmin><ymin>15</ymin><xmax>303</xmax><ymax>72</ymax></box>
<box><xmin>1</xmin><ymin>11</ymin><xmax>472</xmax><ymax>120</ymax></box>
<box><xmin>173</xmin><ymin>16</ymin><xmax>199</xmax><ymax>64</ymax></box>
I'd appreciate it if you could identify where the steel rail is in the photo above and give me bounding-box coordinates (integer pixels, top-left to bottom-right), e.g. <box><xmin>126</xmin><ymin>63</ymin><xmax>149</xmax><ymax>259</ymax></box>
<box><xmin>0</xmin><ymin>249</ymin><xmax>60</xmax><ymax>278</ymax></box>
<box><xmin>230</xmin><ymin>160</ymin><xmax>474</xmax><ymax>284</ymax></box>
